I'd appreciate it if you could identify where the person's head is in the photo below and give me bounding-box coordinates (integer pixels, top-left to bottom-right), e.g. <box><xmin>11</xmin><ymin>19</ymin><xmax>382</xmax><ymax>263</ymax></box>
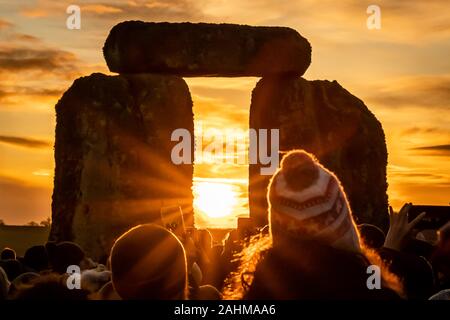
<box><xmin>81</xmin><ymin>269</ymin><xmax>111</xmax><ymax>293</ymax></box>
<box><xmin>358</xmin><ymin>224</ymin><xmax>386</xmax><ymax>249</ymax></box>
<box><xmin>267</xmin><ymin>150</ymin><xmax>361</xmax><ymax>252</ymax></box>
<box><xmin>24</xmin><ymin>245</ymin><xmax>49</xmax><ymax>272</ymax></box>
<box><xmin>110</xmin><ymin>224</ymin><xmax>188</xmax><ymax>300</ymax></box>
<box><xmin>0</xmin><ymin>259</ymin><xmax>23</xmax><ymax>281</ymax></box>
<box><xmin>195</xmin><ymin>229</ymin><xmax>213</xmax><ymax>252</ymax></box>
<box><xmin>1</xmin><ymin>247</ymin><xmax>16</xmax><ymax>260</ymax></box>
<box><xmin>11</xmin><ymin>273</ymin><xmax>89</xmax><ymax>300</ymax></box>
<box><xmin>8</xmin><ymin>272</ymin><xmax>40</xmax><ymax>297</ymax></box>
<box><xmin>46</xmin><ymin>241</ymin><xmax>85</xmax><ymax>274</ymax></box>
<box><xmin>96</xmin><ymin>281</ymin><xmax>121</xmax><ymax>300</ymax></box>
<box><xmin>404</xmin><ymin>239</ymin><xmax>435</xmax><ymax>260</ymax></box>
<box><xmin>0</xmin><ymin>266</ymin><xmax>9</xmax><ymax>300</ymax></box>
<box><xmin>191</xmin><ymin>284</ymin><xmax>222</xmax><ymax>300</ymax></box>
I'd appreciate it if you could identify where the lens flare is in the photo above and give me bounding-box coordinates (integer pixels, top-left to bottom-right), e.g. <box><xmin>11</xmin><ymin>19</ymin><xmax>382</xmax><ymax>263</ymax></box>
<box><xmin>193</xmin><ymin>182</ymin><xmax>237</xmax><ymax>218</ymax></box>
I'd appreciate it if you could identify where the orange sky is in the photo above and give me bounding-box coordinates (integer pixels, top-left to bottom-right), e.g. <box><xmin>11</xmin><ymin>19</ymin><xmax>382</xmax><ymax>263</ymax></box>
<box><xmin>0</xmin><ymin>0</ymin><xmax>449</xmax><ymax>226</ymax></box>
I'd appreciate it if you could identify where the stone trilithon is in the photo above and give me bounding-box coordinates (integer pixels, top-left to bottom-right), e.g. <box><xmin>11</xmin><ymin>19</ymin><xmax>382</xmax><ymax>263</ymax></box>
<box><xmin>50</xmin><ymin>21</ymin><xmax>388</xmax><ymax>261</ymax></box>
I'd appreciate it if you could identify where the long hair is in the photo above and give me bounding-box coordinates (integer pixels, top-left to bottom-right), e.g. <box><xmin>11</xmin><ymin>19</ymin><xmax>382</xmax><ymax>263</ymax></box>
<box><xmin>222</xmin><ymin>232</ymin><xmax>404</xmax><ymax>299</ymax></box>
<box><xmin>222</xmin><ymin>233</ymin><xmax>272</xmax><ymax>300</ymax></box>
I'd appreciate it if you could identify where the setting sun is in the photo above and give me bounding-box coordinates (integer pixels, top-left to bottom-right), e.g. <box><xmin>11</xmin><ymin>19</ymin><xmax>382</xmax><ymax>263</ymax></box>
<box><xmin>193</xmin><ymin>181</ymin><xmax>238</xmax><ymax>219</ymax></box>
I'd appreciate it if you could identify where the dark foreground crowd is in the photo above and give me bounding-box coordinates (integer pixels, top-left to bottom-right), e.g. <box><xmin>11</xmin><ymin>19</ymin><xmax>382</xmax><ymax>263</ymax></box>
<box><xmin>1</xmin><ymin>150</ymin><xmax>449</xmax><ymax>300</ymax></box>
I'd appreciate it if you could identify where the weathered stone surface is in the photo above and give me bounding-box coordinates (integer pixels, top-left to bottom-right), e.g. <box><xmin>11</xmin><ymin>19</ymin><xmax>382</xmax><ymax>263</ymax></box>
<box><xmin>50</xmin><ymin>73</ymin><xmax>194</xmax><ymax>261</ymax></box>
<box><xmin>103</xmin><ymin>21</ymin><xmax>311</xmax><ymax>77</ymax></box>
<box><xmin>249</xmin><ymin>76</ymin><xmax>389</xmax><ymax>229</ymax></box>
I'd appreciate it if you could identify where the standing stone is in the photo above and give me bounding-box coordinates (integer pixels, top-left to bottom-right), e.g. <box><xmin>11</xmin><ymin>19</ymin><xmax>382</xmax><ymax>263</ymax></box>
<box><xmin>50</xmin><ymin>73</ymin><xmax>194</xmax><ymax>261</ymax></box>
<box><xmin>249</xmin><ymin>76</ymin><xmax>389</xmax><ymax>229</ymax></box>
<box><xmin>103</xmin><ymin>21</ymin><xmax>311</xmax><ymax>77</ymax></box>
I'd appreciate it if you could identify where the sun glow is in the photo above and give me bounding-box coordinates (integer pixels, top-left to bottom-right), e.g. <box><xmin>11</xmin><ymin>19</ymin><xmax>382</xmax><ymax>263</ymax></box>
<box><xmin>193</xmin><ymin>182</ymin><xmax>238</xmax><ymax>218</ymax></box>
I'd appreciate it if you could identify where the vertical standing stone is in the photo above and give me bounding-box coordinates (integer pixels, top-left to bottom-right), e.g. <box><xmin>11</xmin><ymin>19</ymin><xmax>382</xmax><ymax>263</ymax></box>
<box><xmin>249</xmin><ymin>76</ymin><xmax>389</xmax><ymax>229</ymax></box>
<box><xmin>50</xmin><ymin>73</ymin><xmax>194</xmax><ymax>261</ymax></box>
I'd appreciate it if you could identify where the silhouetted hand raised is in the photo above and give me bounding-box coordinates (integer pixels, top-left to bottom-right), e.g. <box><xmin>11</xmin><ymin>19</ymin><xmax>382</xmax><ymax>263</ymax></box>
<box><xmin>384</xmin><ymin>203</ymin><xmax>426</xmax><ymax>251</ymax></box>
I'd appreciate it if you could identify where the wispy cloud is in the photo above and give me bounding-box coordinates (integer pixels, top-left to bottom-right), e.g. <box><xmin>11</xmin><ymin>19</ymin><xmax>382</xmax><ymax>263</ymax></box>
<box><xmin>20</xmin><ymin>8</ymin><xmax>48</xmax><ymax>18</ymax></box>
<box><xmin>0</xmin><ymin>47</ymin><xmax>80</xmax><ymax>76</ymax></box>
<box><xmin>412</xmin><ymin>144</ymin><xmax>450</xmax><ymax>156</ymax></box>
<box><xmin>0</xmin><ymin>18</ymin><xmax>86</xmax><ymax>110</ymax></box>
<box><xmin>83</xmin><ymin>4</ymin><xmax>123</xmax><ymax>14</ymax></box>
<box><xmin>0</xmin><ymin>19</ymin><xmax>13</xmax><ymax>29</ymax></box>
<box><xmin>0</xmin><ymin>135</ymin><xmax>51</xmax><ymax>149</ymax></box>
<box><xmin>0</xmin><ymin>86</ymin><xmax>63</xmax><ymax>105</ymax></box>
<box><xmin>413</xmin><ymin>144</ymin><xmax>450</xmax><ymax>151</ymax></box>
<box><xmin>365</xmin><ymin>75</ymin><xmax>450</xmax><ymax>110</ymax></box>
<box><xmin>400</xmin><ymin>127</ymin><xmax>446</xmax><ymax>136</ymax></box>
<box><xmin>19</xmin><ymin>0</ymin><xmax>204</xmax><ymax>22</ymax></box>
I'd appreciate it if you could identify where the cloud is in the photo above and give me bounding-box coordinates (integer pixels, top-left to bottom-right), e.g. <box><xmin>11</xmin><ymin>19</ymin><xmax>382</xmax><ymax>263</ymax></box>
<box><xmin>0</xmin><ymin>19</ymin><xmax>13</xmax><ymax>29</ymax></box>
<box><xmin>198</xmin><ymin>0</ymin><xmax>450</xmax><ymax>45</ymax></box>
<box><xmin>0</xmin><ymin>85</ymin><xmax>63</xmax><ymax>104</ymax></box>
<box><xmin>0</xmin><ymin>47</ymin><xmax>80</xmax><ymax>76</ymax></box>
<box><xmin>19</xmin><ymin>0</ymin><xmax>203</xmax><ymax>22</ymax></box>
<box><xmin>14</xmin><ymin>34</ymin><xmax>40</xmax><ymax>42</ymax></box>
<box><xmin>193</xmin><ymin>94</ymin><xmax>249</xmax><ymax>129</ymax></box>
<box><xmin>0</xmin><ymin>21</ymin><xmax>86</xmax><ymax>109</ymax></box>
<box><xmin>413</xmin><ymin>144</ymin><xmax>450</xmax><ymax>151</ymax></box>
<box><xmin>20</xmin><ymin>8</ymin><xmax>49</xmax><ymax>18</ymax></box>
<box><xmin>388</xmin><ymin>164</ymin><xmax>450</xmax><ymax>188</ymax></box>
<box><xmin>83</xmin><ymin>4</ymin><xmax>123</xmax><ymax>14</ymax></box>
<box><xmin>0</xmin><ymin>135</ymin><xmax>51</xmax><ymax>149</ymax></box>
<box><xmin>412</xmin><ymin>144</ymin><xmax>450</xmax><ymax>156</ymax></box>
<box><xmin>108</xmin><ymin>0</ymin><xmax>203</xmax><ymax>20</ymax></box>
<box><xmin>0</xmin><ymin>12</ymin><xmax>82</xmax><ymax>78</ymax></box>
<box><xmin>400</xmin><ymin>127</ymin><xmax>443</xmax><ymax>136</ymax></box>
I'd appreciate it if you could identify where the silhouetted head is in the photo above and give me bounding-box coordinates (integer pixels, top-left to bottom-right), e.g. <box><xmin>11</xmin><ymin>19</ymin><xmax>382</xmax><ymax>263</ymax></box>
<box><xmin>24</xmin><ymin>245</ymin><xmax>49</xmax><ymax>272</ymax></box>
<box><xmin>0</xmin><ymin>259</ymin><xmax>23</xmax><ymax>281</ymax></box>
<box><xmin>8</xmin><ymin>272</ymin><xmax>40</xmax><ymax>297</ymax></box>
<box><xmin>46</xmin><ymin>241</ymin><xmax>85</xmax><ymax>274</ymax></box>
<box><xmin>0</xmin><ymin>266</ymin><xmax>9</xmax><ymax>300</ymax></box>
<box><xmin>110</xmin><ymin>224</ymin><xmax>188</xmax><ymax>300</ymax></box>
<box><xmin>96</xmin><ymin>281</ymin><xmax>121</xmax><ymax>300</ymax></box>
<box><xmin>1</xmin><ymin>247</ymin><xmax>16</xmax><ymax>260</ymax></box>
<box><xmin>11</xmin><ymin>273</ymin><xmax>89</xmax><ymax>300</ymax></box>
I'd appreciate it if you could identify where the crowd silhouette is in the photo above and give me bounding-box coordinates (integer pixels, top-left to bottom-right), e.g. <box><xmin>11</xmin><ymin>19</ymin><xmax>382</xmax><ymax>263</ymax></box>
<box><xmin>1</xmin><ymin>150</ymin><xmax>449</xmax><ymax>300</ymax></box>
